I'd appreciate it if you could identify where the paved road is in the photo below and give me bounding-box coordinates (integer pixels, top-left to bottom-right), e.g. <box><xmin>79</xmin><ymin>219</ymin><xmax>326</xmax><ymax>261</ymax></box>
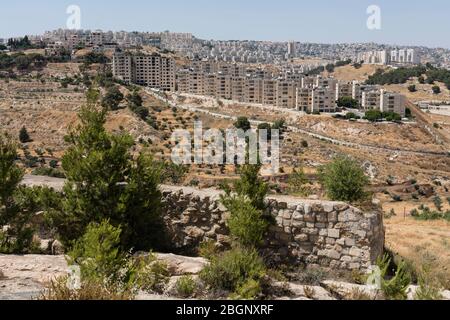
<box><xmin>146</xmin><ymin>89</ymin><xmax>449</xmax><ymax>157</ymax></box>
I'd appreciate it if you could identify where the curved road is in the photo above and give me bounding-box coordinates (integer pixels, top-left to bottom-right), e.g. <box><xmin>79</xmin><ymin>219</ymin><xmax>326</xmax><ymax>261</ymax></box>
<box><xmin>146</xmin><ymin>89</ymin><xmax>449</xmax><ymax>157</ymax></box>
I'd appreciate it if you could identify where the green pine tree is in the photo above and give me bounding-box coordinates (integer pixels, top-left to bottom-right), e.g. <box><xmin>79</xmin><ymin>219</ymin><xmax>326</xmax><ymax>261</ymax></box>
<box><xmin>51</xmin><ymin>91</ymin><xmax>165</xmax><ymax>251</ymax></box>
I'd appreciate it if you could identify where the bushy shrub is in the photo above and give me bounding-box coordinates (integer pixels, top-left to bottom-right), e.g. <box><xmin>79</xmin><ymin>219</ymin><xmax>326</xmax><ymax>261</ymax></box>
<box><xmin>337</xmin><ymin>96</ymin><xmax>358</xmax><ymax>109</ymax></box>
<box><xmin>319</xmin><ymin>156</ymin><xmax>369</xmax><ymax>203</ymax></box>
<box><xmin>433</xmin><ymin>196</ymin><xmax>443</xmax><ymax>211</ymax></box>
<box><xmin>176</xmin><ymin>275</ymin><xmax>197</xmax><ymax>298</ymax></box>
<box><xmin>412</xmin><ymin>206</ymin><xmax>450</xmax><ymax>221</ymax></box>
<box><xmin>222</xmin><ymin>163</ymin><xmax>269</xmax><ymax>211</ymax></box>
<box><xmin>158</xmin><ymin>161</ymin><xmax>188</xmax><ymax>184</ymax></box>
<box><xmin>31</xmin><ymin>167</ymin><xmax>65</xmax><ymax>178</ymax></box>
<box><xmin>200</xmin><ymin>247</ymin><xmax>266</xmax><ymax>293</ymax></box>
<box><xmin>198</xmin><ymin>240</ymin><xmax>219</xmax><ymax>260</ymax></box>
<box><xmin>38</xmin><ymin>277</ymin><xmax>134</xmax><ymax>300</ymax></box>
<box><xmin>375</xmin><ymin>254</ymin><xmax>411</xmax><ymax>300</ymax></box>
<box><xmin>288</xmin><ymin>168</ymin><xmax>311</xmax><ymax>196</ymax></box>
<box><xmin>133</xmin><ymin>254</ymin><xmax>170</xmax><ymax>293</ymax></box>
<box><xmin>295</xmin><ymin>267</ymin><xmax>327</xmax><ymax>286</ymax></box>
<box><xmin>222</xmin><ymin>196</ymin><xmax>268</xmax><ymax>248</ymax></box>
<box><xmin>414</xmin><ymin>267</ymin><xmax>443</xmax><ymax>300</ymax></box>
<box><xmin>231</xmin><ymin>279</ymin><xmax>262</xmax><ymax>300</ymax></box>
<box><xmin>68</xmin><ymin>220</ymin><xmax>130</xmax><ymax>284</ymax></box>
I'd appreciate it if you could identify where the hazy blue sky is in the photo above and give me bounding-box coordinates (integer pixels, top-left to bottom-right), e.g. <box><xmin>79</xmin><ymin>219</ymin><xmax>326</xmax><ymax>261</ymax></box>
<box><xmin>1</xmin><ymin>0</ymin><xmax>449</xmax><ymax>48</ymax></box>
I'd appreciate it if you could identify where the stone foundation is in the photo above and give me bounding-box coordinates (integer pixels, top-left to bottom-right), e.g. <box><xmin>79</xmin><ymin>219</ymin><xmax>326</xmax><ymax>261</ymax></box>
<box><xmin>161</xmin><ymin>186</ymin><xmax>385</xmax><ymax>272</ymax></box>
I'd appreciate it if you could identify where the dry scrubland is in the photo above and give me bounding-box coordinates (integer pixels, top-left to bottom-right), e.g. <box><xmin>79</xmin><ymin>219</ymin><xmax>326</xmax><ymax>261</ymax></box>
<box><xmin>327</xmin><ymin>65</ymin><xmax>450</xmax><ymax>102</ymax></box>
<box><xmin>1</xmin><ymin>61</ymin><xmax>449</xmax><ymax>289</ymax></box>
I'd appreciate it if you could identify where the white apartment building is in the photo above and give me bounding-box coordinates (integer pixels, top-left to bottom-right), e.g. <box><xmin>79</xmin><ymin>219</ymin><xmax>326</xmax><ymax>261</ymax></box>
<box><xmin>112</xmin><ymin>51</ymin><xmax>176</xmax><ymax>91</ymax></box>
<box><xmin>357</xmin><ymin>50</ymin><xmax>390</xmax><ymax>65</ymax></box>
<box><xmin>358</xmin><ymin>49</ymin><xmax>421</xmax><ymax>65</ymax></box>
<box><xmin>391</xmin><ymin>49</ymin><xmax>420</xmax><ymax>64</ymax></box>
<box><xmin>360</xmin><ymin>89</ymin><xmax>406</xmax><ymax>116</ymax></box>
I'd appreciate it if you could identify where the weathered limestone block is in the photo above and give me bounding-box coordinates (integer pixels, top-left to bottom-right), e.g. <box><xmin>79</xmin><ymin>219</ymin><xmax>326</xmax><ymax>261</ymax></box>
<box><xmin>328</xmin><ymin>229</ymin><xmax>340</xmax><ymax>239</ymax></box>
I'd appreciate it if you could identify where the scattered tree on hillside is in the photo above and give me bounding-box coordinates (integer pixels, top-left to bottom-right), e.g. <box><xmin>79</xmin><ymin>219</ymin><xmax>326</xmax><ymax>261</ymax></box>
<box><xmin>234</xmin><ymin>117</ymin><xmax>251</xmax><ymax>132</ymax></box>
<box><xmin>319</xmin><ymin>156</ymin><xmax>369</xmax><ymax>203</ymax></box>
<box><xmin>432</xmin><ymin>85</ymin><xmax>441</xmax><ymax>94</ymax></box>
<box><xmin>19</xmin><ymin>127</ymin><xmax>31</xmax><ymax>143</ymax></box>
<box><xmin>102</xmin><ymin>86</ymin><xmax>124</xmax><ymax>110</ymax></box>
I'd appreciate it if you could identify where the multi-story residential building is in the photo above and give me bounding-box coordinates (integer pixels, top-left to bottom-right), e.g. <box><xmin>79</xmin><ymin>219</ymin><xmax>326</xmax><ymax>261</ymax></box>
<box><xmin>277</xmin><ymin>80</ymin><xmax>297</xmax><ymax>108</ymax></box>
<box><xmin>335</xmin><ymin>81</ymin><xmax>354</xmax><ymax>100</ymax></box>
<box><xmin>352</xmin><ymin>83</ymin><xmax>380</xmax><ymax>105</ymax></box>
<box><xmin>88</xmin><ymin>31</ymin><xmax>104</xmax><ymax>47</ymax></box>
<box><xmin>244</xmin><ymin>78</ymin><xmax>263</xmax><ymax>104</ymax></box>
<box><xmin>301</xmin><ymin>76</ymin><xmax>316</xmax><ymax>89</ymax></box>
<box><xmin>380</xmin><ymin>90</ymin><xmax>406</xmax><ymax>115</ymax></box>
<box><xmin>215</xmin><ymin>73</ymin><xmax>232</xmax><ymax>100</ymax></box>
<box><xmin>360</xmin><ymin>89</ymin><xmax>406</xmax><ymax>116</ymax></box>
<box><xmin>295</xmin><ymin>87</ymin><xmax>336</xmax><ymax>113</ymax></box>
<box><xmin>262</xmin><ymin>80</ymin><xmax>277</xmax><ymax>106</ymax></box>
<box><xmin>296</xmin><ymin>88</ymin><xmax>312</xmax><ymax>112</ymax></box>
<box><xmin>315</xmin><ymin>76</ymin><xmax>338</xmax><ymax>90</ymax></box>
<box><xmin>112</xmin><ymin>52</ymin><xmax>133</xmax><ymax>83</ymax></box>
<box><xmin>391</xmin><ymin>49</ymin><xmax>421</xmax><ymax>64</ymax></box>
<box><xmin>172</xmin><ymin>59</ymin><xmax>404</xmax><ymax>115</ymax></box>
<box><xmin>112</xmin><ymin>51</ymin><xmax>176</xmax><ymax>91</ymax></box>
<box><xmin>358</xmin><ymin>49</ymin><xmax>421</xmax><ymax>65</ymax></box>
<box><xmin>231</xmin><ymin>76</ymin><xmax>245</xmax><ymax>102</ymax></box>
<box><xmin>68</xmin><ymin>34</ymin><xmax>82</xmax><ymax>49</ymax></box>
<box><xmin>189</xmin><ymin>72</ymin><xmax>204</xmax><ymax>95</ymax></box>
<box><xmin>357</xmin><ymin>50</ymin><xmax>390</xmax><ymax>65</ymax></box>
<box><xmin>361</xmin><ymin>90</ymin><xmax>382</xmax><ymax>111</ymax></box>
<box><xmin>176</xmin><ymin>70</ymin><xmax>190</xmax><ymax>93</ymax></box>
<box><xmin>287</xmin><ymin>41</ymin><xmax>296</xmax><ymax>59</ymax></box>
<box><xmin>311</xmin><ymin>88</ymin><xmax>337</xmax><ymax>113</ymax></box>
<box><xmin>203</xmin><ymin>74</ymin><xmax>216</xmax><ymax>97</ymax></box>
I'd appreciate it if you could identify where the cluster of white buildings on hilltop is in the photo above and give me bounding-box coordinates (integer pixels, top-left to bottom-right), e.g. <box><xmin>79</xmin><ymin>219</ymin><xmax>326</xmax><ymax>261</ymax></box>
<box><xmin>112</xmin><ymin>52</ymin><xmax>406</xmax><ymax>116</ymax></box>
<box><xmin>357</xmin><ymin>49</ymin><xmax>421</xmax><ymax>66</ymax></box>
<box><xmin>27</xmin><ymin>29</ymin><xmax>193</xmax><ymax>54</ymax></box>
